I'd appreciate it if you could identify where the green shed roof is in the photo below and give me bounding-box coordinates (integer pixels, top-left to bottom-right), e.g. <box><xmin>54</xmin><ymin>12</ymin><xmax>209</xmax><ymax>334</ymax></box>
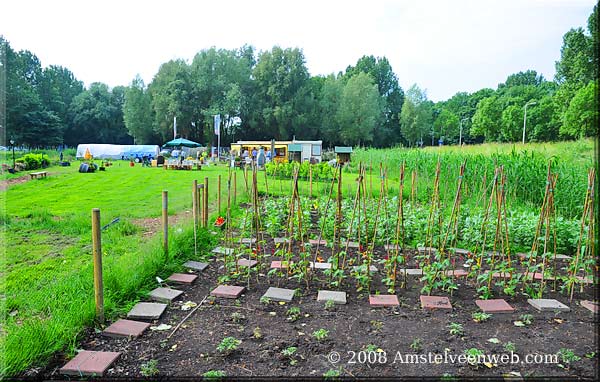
<box><xmin>334</xmin><ymin>146</ymin><xmax>353</xmax><ymax>154</ymax></box>
<box><xmin>288</xmin><ymin>144</ymin><xmax>302</xmax><ymax>152</ymax></box>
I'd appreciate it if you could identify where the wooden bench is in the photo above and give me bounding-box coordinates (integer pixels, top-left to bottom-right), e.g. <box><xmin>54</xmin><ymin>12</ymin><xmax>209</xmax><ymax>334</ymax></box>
<box><xmin>29</xmin><ymin>171</ymin><xmax>48</xmax><ymax>179</ymax></box>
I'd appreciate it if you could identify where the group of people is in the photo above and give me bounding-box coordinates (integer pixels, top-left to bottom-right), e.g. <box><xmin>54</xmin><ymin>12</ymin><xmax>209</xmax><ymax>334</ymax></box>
<box><xmin>234</xmin><ymin>147</ymin><xmax>272</xmax><ymax>168</ymax></box>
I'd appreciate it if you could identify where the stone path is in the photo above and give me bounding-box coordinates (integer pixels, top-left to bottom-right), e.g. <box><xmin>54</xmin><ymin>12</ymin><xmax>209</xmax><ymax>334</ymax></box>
<box><xmin>61</xmin><ymin>247</ymin><xmax>592</xmax><ymax>377</ymax></box>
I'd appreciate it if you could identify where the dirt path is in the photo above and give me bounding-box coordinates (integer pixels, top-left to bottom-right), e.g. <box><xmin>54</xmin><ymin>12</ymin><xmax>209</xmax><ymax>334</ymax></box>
<box><xmin>0</xmin><ymin>174</ymin><xmax>38</xmax><ymax>191</ymax></box>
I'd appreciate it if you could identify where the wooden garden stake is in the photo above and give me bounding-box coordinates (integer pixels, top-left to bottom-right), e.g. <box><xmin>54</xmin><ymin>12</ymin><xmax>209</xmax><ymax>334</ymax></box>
<box><xmin>233</xmin><ymin>171</ymin><xmax>237</xmax><ymax>205</ymax></box>
<box><xmin>162</xmin><ymin>191</ymin><xmax>169</xmax><ymax>255</ymax></box>
<box><xmin>204</xmin><ymin>177</ymin><xmax>209</xmax><ymax>227</ymax></box>
<box><xmin>218</xmin><ymin>174</ymin><xmax>221</xmax><ymax>215</ymax></box>
<box><xmin>309</xmin><ymin>163</ymin><xmax>313</xmax><ymax>198</ymax></box>
<box><xmin>192</xmin><ymin>180</ymin><xmax>198</xmax><ymax>257</ymax></box>
<box><xmin>91</xmin><ymin>208</ymin><xmax>104</xmax><ymax>323</ymax></box>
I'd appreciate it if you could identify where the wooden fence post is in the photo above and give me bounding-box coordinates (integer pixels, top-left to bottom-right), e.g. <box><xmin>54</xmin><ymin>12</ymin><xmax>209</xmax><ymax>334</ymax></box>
<box><xmin>91</xmin><ymin>208</ymin><xmax>104</xmax><ymax>323</ymax></box>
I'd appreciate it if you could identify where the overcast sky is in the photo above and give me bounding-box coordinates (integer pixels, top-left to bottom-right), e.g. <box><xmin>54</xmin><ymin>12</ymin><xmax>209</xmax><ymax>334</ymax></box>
<box><xmin>1</xmin><ymin>0</ymin><xmax>595</xmax><ymax>101</ymax></box>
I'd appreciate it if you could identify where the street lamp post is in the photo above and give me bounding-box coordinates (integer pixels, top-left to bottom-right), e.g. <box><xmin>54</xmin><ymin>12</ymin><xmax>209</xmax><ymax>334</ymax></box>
<box><xmin>522</xmin><ymin>101</ymin><xmax>537</xmax><ymax>144</ymax></box>
<box><xmin>459</xmin><ymin>117</ymin><xmax>468</xmax><ymax>146</ymax></box>
<box><xmin>9</xmin><ymin>139</ymin><xmax>15</xmax><ymax>168</ymax></box>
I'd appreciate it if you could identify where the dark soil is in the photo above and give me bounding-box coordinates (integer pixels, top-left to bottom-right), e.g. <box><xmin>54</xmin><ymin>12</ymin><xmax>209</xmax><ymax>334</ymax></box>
<box><xmin>39</xmin><ymin>234</ymin><xmax>598</xmax><ymax>380</ymax></box>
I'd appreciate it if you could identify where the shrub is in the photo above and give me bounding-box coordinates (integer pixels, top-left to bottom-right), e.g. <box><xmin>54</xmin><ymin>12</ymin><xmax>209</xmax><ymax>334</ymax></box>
<box><xmin>15</xmin><ymin>153</ymin><xmax>50</xmax><ymax>170</ymax></box>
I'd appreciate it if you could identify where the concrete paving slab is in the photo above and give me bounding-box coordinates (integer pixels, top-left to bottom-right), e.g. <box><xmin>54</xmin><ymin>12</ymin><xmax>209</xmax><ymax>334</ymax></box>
<box><xmin>317</xmin><ymin>290</ymin><xmax>347</xmax><ymax>304</ymax></box>
<box><xmin>262</xmin><ymin>287</ymin><xmax>295</xmax><ymax>302</ymax></box>
<box><xmin>127</xmin><ymin>302</ymin><xmax>167</xmax><ymax>320</ymax></box>
<box><xmin>148</xmin><ymin>287</ymin><xmax>183</xmax><ymax>303</ymax></box>
<box><xmin>309</xmin><ymin>239</ymin><xmax>327</xmax><ymax>246</ymax></box>
<box><xmin>310</xmin><ymin>261</ymin><xmax>332</xmax><ymax>270</ymax></box>
<box><xmin>580</xmin><ymin>300</ymin><xmax>598</xmax><ymax>314</ymax></box>
<box><xmin>527</xmin><ymin>298</ymin><xmax>570</xmax><ymax>312</ymax></box>
<box><xmin>352</xmin><ymin>265</ymin><xmax>378</xmax><ymax>273</ymax></box>
<box><xmin>183</xmin><ymin>261</ymin><xmax>208</xmax><ymax>271</ymax></box>
<box><xmin>273</xmin><ymin>237</ymin><xmax>290</xmax><ymax>245</ymax></box>
<box><xmin>270</xmin><ymin>260</ymin><xmax>291</xmax><ymax>269</ymax></box>
<box><xmin>212</xmin><ymin>246</ymin><xmax>234</xmax><ymax>255</ymax></box>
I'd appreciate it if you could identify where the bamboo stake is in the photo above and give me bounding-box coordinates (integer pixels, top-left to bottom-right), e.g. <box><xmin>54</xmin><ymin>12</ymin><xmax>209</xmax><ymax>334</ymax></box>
<box><xmin>162</xmin><ymin>191</ymin><xmax>169</xmax><ymax>256</ymax></box>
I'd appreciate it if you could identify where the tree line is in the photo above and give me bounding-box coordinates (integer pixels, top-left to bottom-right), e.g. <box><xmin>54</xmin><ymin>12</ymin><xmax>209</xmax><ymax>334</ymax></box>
<box><xmin>1</xmin><ymin>5</ymin><xmax>596</xmax><ymax>149</ymax></box>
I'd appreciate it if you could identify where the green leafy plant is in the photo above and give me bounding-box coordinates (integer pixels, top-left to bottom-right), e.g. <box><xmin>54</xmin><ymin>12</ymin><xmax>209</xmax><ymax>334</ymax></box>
<box><xmin>281</xmin><ymin>346</ymin><xmax>297</xmax><ymax>357</ymax></box>
<box><xmin>260</xmin><ymin>296</ymin><xmax>271</xmax><ymax>305</ymax></box>
<box><xmin>504</xmin><ymin>342</ymin><xmax>516</xmax><ymax>352</ymax></box>
<box><xmin>558</xmin><ymin>348</ymin><xmax>581</xmax><ymax>366</ymax></box>
<box><xmin>312</xmin><ymin>328</ymin><xmax>329</xmax><ymax>341</ymax></box>
<box><xmin>253</xmin><ymin>327</ymin><xmax>262</xmax><ymax>340</ymax></box>
<box><xmin>448</xmin><ymin>322</ymin><xmax>464</xmax><ymax>336</ymax></box>
<box><xmin>363</xmin><ymin>344</ymin><xmax>378</xmax><ymax>352</ymax></box>
<box><xmin>464</xmin><ymin>348</ymin><xmax>484</xmax><ymax>366</ymax></box>
<box><xmin>140</xmin><ymin>359</ymin><xmax>159</xmax><ymax>377</ymax></box>
<box><xmin>202</xmin><ymin>370</ymin><xmax>226</xmax><ymax>380</ymax></box>
<box><xmin>217</xmin><ymin>337</ymin><xmax>241</xmax><ymax>355</ymax></box>
<box><xmin>323</xmin><ymin>368</ymin><xmax>341</xmax><ymax>380</ymax></box>
<box><xmin>370</xmin><ymin>320</ymin><xmax>383</xmax><ymax>333</ymax></box>
<box><xmin>324</xmin><ymin>299</ymin><xmax>336</xmax><ymax>310</ymax></box>
<box><xmin>410</xmin><ymin>338</ymin><xmax>422</xmax><ymax>352</ymax></box>
<box><xmin>231</xmin><ymin>312</ymin><xmax>245</xmax><ymax>323</ymax></box>
<box><xmin>472</xmin><ymin>312</ymin><xmax>492</xmax><ymax>323</ymax></box>
<box><xmin>519</xmin><ymin>314</ymin><xmax>533</xmax><ymax>325</ymax></box>
<box><xmin>286</xmin><ymin>307</ymin><xmax>301</xmax><ymax>322</ymax></box>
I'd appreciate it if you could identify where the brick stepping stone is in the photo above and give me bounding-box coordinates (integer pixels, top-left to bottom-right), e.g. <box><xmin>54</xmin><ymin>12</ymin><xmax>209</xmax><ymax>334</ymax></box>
<box><xmin>310</xmin><ymin>261</ymin><xmax>332</xmax><ymax>270</ymax></box>
<box><xmin>212</xmin><ymin>246</ymin><xmax>234</xmax><ymax>255</ymax></box>
<box><xmin>102</xmin><ymin>319</ymin><xmax>150</xmax><ymax>338</ymax></box>
<box><xmin>167</xmin><ymin>273</ymin><xmax>197</xmax><ymax>285</ymax></box>
<box><xmin>211</xmin><ymin>285</ymin><xmax>245</xmax><ymax>299</ymax></box>
<box><xmin>237</xmin><ymin>258</ymin><xmax>258</xmax><ymax>267</ymax></box>
<box><xmin>443</xmin><ymin>269</ymin><xmax>468</xmax><ymax>277</ymax></box>
<box><xmin>417</xmin><ymin>247</ymin><xmax>438</xmax><ymax>254</ymax></box>
<box><xmin>309</xmin><ymin>239</ymin><xmax>327</xmax><ymax>246</ymax></box>
<box><xmin>475</xmin><ymin>299</ymin><xmax>515</xmax><ymax>313</ymax></box>
<box><xmin>149</xmin><ymin>287</ymin><xmax>183</xmax><ymax>303</ymax></box>
<box><xmin>369</xmin><ymin>294</ymin><xmax>399</xmax><ymax>307</ymax></box>
<box><xmin>273</xmin><ymin>237</ymin><xmax>290</xmax><ymax>245</ymax></box>
<box><xmin>262</xmin><ymin>287</ymin><xmax>295</xmax><ymax>302</ymax></box>
<box><xmin>239</xmin><ymin>238</ymin><xmax>257</xmax><ymax>245</ymax></box>
<box><xmin>317</xmin><ymin>290</ymin><xmax>347</xmax><ymax>304</ymax></box>
<box><xmin>527</xmin><ymin>298</ymin><xmax>570</xmax><ymax>312</ymax></box>
<box><xmin>127</xmin><ymin>302</ymin><xmax>167</xmax><ymax>320</ymax></box>
<box><xmin>580</xmin><ymin>300</ymin><xmax>598</xmax><ymax>314</ymax></box>
<box><xmin>352</xmin><ymin>265</ymin><xmax>378</xmax><ymax>273</ymax></box>
<box><xmin>399</xmin><ymin>268</ymin><xmax>423</xmax><ymax>276</ymax></box>
<box><xmin>270</xmin><ymin>260</ymin><xmax>291</xmax><ymax>269</ymax></box>
<box><xmin>485</xmin><ymin>271</ymin><xmax>515</xmax><ymax>279</ymax></box>
<box><xmin>60</xmin><ymin>350</ymin><xmax>120</xmax><ymax>376</ymax></box>
<box><xmin>346</xmin><ymin>241</ymin><xmax>360</xmax><ymax>248</ymax></box>
<box><xmin>420</xmin><ymin>295</ymin><xmax>452</xmax><ymax>310</ymax></box>
<box><xmin>183</xmin><ymin>261</ymin><xmax>208</xmax><ymax>271</ymax></box>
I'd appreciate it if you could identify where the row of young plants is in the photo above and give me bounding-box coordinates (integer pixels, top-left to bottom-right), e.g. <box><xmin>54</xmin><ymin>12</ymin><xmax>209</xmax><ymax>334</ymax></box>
<box><xmin>223</xmin><ymin>161</ymin><xmax>594</xmax><ymax>301</ymax></box>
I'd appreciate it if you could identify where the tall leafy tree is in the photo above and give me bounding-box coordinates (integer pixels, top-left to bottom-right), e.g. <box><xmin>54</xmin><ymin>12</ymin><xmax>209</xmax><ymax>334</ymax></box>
<box><xmin>336</xmin><ymin>72</ymin><xmax>381</xmax><ymax>146</ymax></box>
<box><xmin>345</xmin><ymin>55</ymin><xmax>404</xmax><ymax>146</ymax></box>
<box><xmin>251</xmin><ymin>46</ymin><xmax>309</xmax><ymax>140</ymax></box>
<box><xmin>123</xmin><ymin>75</ymin><xmax>156</xmax><ymax>144</ymax></box>
<box><xmin>561</xmin><ymin>80</ymin><xmax>598</xmax><ymax>139</ymax></box>
<box><xmin>400</xmin><ymin>84</ymin><xmax>432</xmax><ymax>146</ymax></box>
<box><xmin>319</xmin><ymin>74</ymin><xmax>344</xmax><ymax>146</ymax></box>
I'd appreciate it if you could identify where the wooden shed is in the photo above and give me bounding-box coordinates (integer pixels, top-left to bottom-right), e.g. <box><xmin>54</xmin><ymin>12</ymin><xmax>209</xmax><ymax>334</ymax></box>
<box><xmin>335</xmin><ymin>146</ymin><xmax>353</xmax><ymax>164</ymax></box>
